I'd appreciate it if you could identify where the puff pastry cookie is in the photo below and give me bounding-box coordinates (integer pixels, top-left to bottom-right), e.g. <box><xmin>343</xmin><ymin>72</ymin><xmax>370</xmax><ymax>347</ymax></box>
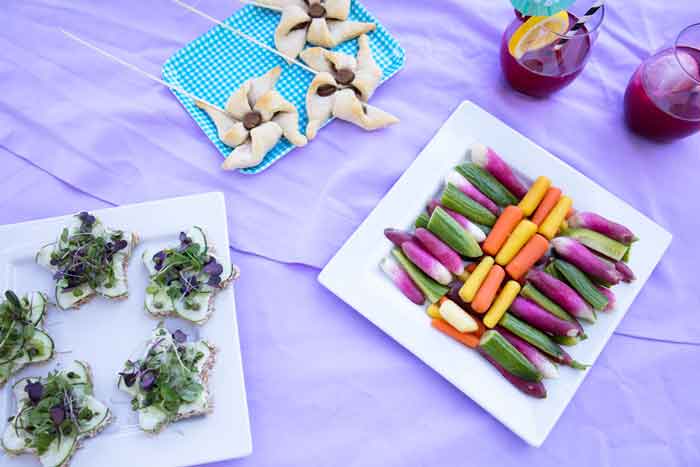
<box><xmin>196</xmin><ymin>66</ymin><xmax>307</xmax><ymax>170</ymax></box>
<box><xmin>256</xmin><ymin>0</ymin><xmax>376</xmax><ymax>59</ymax></box>
<box><xmin>300</xmin><ymin>34</ymin><xmax>398</xmax><ymax>139</ymax></box>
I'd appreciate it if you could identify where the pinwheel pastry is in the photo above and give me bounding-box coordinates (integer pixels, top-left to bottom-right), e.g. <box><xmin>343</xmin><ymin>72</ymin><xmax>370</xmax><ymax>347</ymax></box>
<box><xmin>1</xmin><ymin>361</ymin><xmax>112</xmax><ymax>467</ymax></box>
<box><xmin>142</xmin><ymin>227</ymin><xmax>238</xmax><ymax>324</ymax></box>
<box><xmin>300</xmin><ymin>34</ymin><xmax>398</xmax><ymax>139</ymax></box>
<box><xmin>0</xmin><ymin>291</ymin><xmax>53</xmax><ymax>387</ymax></box>
<box><xmin>196</xmin><ymin>66</ymin><xmax>307</xmax><ymax>170</ymax></box>
<box><xmin>256</xmin><ymin>0</ymin><xmax>376</xmax><ymax>59</ymax></box>
<box><xmin>36</xmin><ymin>212</ymin><xmax>138</xmax><ymax>310</ymax></box>
<box><xmin>117</xmin><ymin>324</ymin><xmax>216</xmax><ymax>434</ymax></box>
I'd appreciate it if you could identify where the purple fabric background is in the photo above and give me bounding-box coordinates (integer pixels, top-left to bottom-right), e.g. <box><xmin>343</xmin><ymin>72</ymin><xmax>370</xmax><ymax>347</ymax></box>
<box><xmin>1</xmin><ymin>1</ymin><xmax>699</xmax><ymax>466</ymax></box>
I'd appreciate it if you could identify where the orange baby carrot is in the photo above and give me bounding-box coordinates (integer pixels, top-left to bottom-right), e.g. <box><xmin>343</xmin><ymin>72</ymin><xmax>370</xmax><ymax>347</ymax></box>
<box><xmin>531</xmin><ymin>187</ymin><xmax>562</xmax><ymax>226</ymax></box>
<box><xmin>471</xmin><ymin>265</ymin><xmax>505</xmax><ymax>314</ymax></box>
<box><xmin>466</xmin><ymin>262</ymin><xmax>478</xmax><ymax>273</ymax></box>
<box><xmin>505</xmin><ymin>234</ymin><xmax>549</xmax><ymax>281</ymax></box>
<box><xmin>431</xmin><ymin>318</ymin><xmax>480</xmax><ymax>348</ymax></box>
<box><xmin>482</xmin><ymin>206</ymin><xmax>524</xmax><ymax>256</ymax></box>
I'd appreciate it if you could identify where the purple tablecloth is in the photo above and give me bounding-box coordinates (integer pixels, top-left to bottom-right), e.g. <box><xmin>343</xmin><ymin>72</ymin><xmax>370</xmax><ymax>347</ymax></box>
<box><xmin>1</xmin><ymin>1</ymin><xmax>699</xmax><ymax>466</ymax></box>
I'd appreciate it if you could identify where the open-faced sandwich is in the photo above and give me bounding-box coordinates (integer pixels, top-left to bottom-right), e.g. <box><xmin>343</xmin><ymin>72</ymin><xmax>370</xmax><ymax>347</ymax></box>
<box><xmin>0</xmin><ymin>290</ymin><xmax>53</xmax><ymax>387</ymax></box>
<box><xmin>1</xmin><ymin>361</ymin><xmax>112</xmax><ymax>467</ymax></box>
<box><xmin>117</xmin><ymin>324</ymin><xmax>216</xmax><ymax>434</ymax></box>
<box><xmin>36</xmin><ymin>212</ymin><xmax>138</xmax><ymax>310</ymax></box>
<box><xmin>142</xmin><ymin>227</ymin><xmax>237</xmax><ymax>325</ymax></box>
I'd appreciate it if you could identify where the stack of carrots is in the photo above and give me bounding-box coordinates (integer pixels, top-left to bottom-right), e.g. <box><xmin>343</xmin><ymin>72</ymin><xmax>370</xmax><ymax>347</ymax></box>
<box><xmin>381</xmin><ymin>142</ymin><xmax>637</xmax><ymax>398</ymax></box>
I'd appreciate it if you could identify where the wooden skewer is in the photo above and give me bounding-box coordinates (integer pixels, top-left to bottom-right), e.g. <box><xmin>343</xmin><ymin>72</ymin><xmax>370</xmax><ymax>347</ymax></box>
<box><xmin>171</xmin><ymin>0</ymin><xmax>317</xmax><ymax>75</ymax></box>
<box><xmin>61</xmin><ymin>29</ymin><xmax>227</xmax><ymax>112</ymax></box>
<box><xmin>240</xmin><ymin>0</ymin><xmax>283</xmax><ymax>12</ymax></box>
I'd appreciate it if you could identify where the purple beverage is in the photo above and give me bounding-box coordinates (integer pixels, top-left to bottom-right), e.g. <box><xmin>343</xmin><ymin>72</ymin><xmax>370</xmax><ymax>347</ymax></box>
<box><xmin>500</xmin><ymin>6</ymin><xmax>604</xmax><ymax>98</ymax></box>
<box><xmin>624</xmin><ymin>25</ymin><xmax>700</xmax><ymax>141</ymax></box>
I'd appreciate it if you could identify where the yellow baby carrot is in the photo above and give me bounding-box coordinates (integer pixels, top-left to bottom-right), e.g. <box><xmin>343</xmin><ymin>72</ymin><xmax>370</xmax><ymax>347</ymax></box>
<box><xmin>459</xmin><ymin>256</ymin><xmax>494</xmax><ymax>303</ymax></box>
<box><xmin>496</xmin><ymin>220</ymin><xmax>538</xmax><ymax>266</ymax></box>
<box><xmin>518</xmin><ymin>176</ymin><xmax>551</xmax><ymax>217</ymax></box>
<box><xmin>539</xmin><ymin>196</ymin><xmax>573</xmax><ymax>240</ymax></box>
<box><xmin>483</xmin><ymin>280</ymin><xmax>521</xmax><ymax>328</ymax></box>
<box><xmin>427</xmin><ymin>303</ymin><xmax>441</xmax><ymax>319</ymax></box>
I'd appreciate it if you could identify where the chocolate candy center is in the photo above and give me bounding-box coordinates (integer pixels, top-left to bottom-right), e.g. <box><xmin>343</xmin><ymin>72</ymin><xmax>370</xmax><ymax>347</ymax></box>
<box><xmin>243</xmin><ymin>111</ymin><xmax>263</xmax><ymax>130</ymax></box>
<box><xmin>308</xmin><ymin>3</ymin><xmax>326</xmax><ymax>18</ymax></box>
<box><xmin>334</xmin><ymin>68</ymin><xmax>355</xmax><ymax>85</ymax></box>
<box><xmin>317</xmin><ymin>84</ymin><xmax>337</xmax><ymax>97</ymax></box>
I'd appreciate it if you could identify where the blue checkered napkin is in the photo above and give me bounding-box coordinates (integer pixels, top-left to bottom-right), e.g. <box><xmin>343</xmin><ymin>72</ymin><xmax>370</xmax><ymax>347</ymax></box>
<box><xmin>162</xmin><ymin>0</ymin><xmax>406</xmax><ymax>175</ymax></box>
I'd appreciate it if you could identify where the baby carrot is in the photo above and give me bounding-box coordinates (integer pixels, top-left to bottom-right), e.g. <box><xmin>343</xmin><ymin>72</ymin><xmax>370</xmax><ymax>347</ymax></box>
<box><xmin>483</xmin><ymin>280</ymin><xmax>521</xmax><ymax>328</ymax></box>
<box><xmin>467</xmin><ymin>263</ymin><xmax>478</xmax><ymax>273</ymax></box>
<box><xmin>459</xmin><ymin>257</ymin><xmax>494</xmax><ymax>303</ymax></box>
<box><xmin>539</xmin><ymin>196</ymin><xmax>573</xmax><ymax>239</ymax></box>
<box><xmin>496</xmin><ymin>220</ymin><xmax>538</xmax><ymax>266</ymax></box>
<box><xmin>518</xmin><ymin>176</ymin><xmax>551</xmax><ymax>217</ymax></box>
<box><xmin>427</xmin><ymin>303</ymin><xmax>441</xmax><ymax>319</ymax></box>
<box><xmin>431</xmin><ymin>318</ymin><xmax>480</xmax><ymax>348</ymax></box>
<box><xmin>506</xmin><ymin>234</ymin><xmax>549</xmax><ymax>280</ymax></box>
<box><xmin>531</xmin><ymin>187</ymin><xmax>562</xmax><ymax>226</ymax></box>
<box><xmin>482</xmin><ymin>206</ymin><xmax>524</xmax><ymax>256</ymax></box>
<box><xmin>471</xmin><ymin>265</ymin><xmax>505</xmax><ymax>314</ymax></box>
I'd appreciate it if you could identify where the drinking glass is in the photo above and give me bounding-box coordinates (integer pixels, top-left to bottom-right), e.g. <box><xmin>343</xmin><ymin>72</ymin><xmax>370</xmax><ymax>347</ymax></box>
<box><xmin>500</xmin><ymin>3</ymin><xmax>604</xmax><ymax>97</ymax></box>
<box><xmin>624</xmin><ymin>23</ymin><xmax>700</xmax><ymax>141</ymax></box>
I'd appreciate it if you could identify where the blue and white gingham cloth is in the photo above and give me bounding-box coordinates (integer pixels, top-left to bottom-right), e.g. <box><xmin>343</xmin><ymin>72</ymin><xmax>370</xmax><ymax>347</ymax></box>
<box><xmin>162</xmin><ymin>1</ymin><xmax>406</xmax><ymax>174</ymax></box>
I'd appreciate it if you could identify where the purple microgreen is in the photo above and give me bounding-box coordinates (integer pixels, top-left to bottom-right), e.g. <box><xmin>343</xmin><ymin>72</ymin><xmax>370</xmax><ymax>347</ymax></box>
<box><xmin>140</xmin><ymin>370</ymin><xmax>157</xmax><ymax>391</ymax></box>
<box><xmin>25</xmin><ymin>381</ymin><xmax>44</xmax><ymax>404</ymax></box>
<box><xmin>207</xmin><ymin>275</ymin><xmax>221</xmax><ymax>287</ymax></box>
<box><xmin>120</xmin><ymin>372</ymin><xmax>137</xmax><ymax>387</ymax></box>
<box><xmin>172</xmin><ymin>330</ymin><xmax>187</xmax><ymax>344</ymax></box>
<box><xmin>50</xmin><ymin>406</ymin><xmax>66</xmax><ymax>425</ymax></box>
<box><xmin>202</xmin><ymin>259</ymin><xmax>223</xmax><ymax>277</ymax></box>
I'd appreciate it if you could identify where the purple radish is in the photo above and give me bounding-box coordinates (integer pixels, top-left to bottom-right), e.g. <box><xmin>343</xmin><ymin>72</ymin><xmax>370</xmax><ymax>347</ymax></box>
<box><xmin>596</xmin><ymin>286</ymin><xmax>616</xmax><ymax>312</ymax></box>
<box><xmin>402</xmin><ymin>240</ymin><xmax>453</xmax><ymax>286</ymax></box>
<box><xmin>447</xmin><ymin>281</ymin><xmax>471</xmax><ymax>311</ymax></box>
<box><xmin>568</xmin><ymin>212</ymin><xmax>637</xmax><ymax>244</ymax></box>
<box><xmin>526</xmin><ymin>269</ymin><xmax>596</xmax><ymax>323</ymax></box>
<box><xmin>551</xmin><ymin>237</ymin><xmax>622</xmax><ymax>285</ymax></box>
<box><xmin>478</xmin><ymin>348</ymin><xmax>547</xmax><ymax>398</ymax></box>
<box><xmin>509</xmin><ymin>297</ymin><xmax>583</xmax><ymax>337</ymax></box>
<box><xmin>470</xmin><ymin>143</ymin><xmax>528</xmax><ymax>199</ymax></box>
<box><xmin>445</xmin><ymin>171</ymin><xmax>500</xmax><ymax>215</ymax></box>
<box><xmin>384</xmin><ymin>228</ymin><xmax>414</xmax><ymax>247</ymax></box>
<box><xmin>615</xmin><ymin>260</ymin><xmax>636</xmax><ymax>283</ymax></box>
<box><xmin>427</xmin><ymin>200</ymin><xmax>487</xmax><ymax>242</ymax></box>
<box><xmin>415</xmin><ymin>228</ymin><xmax>464</xmax><ymax>275</ymax></box>
<box><xmin>499</xmin><ymin>329</ymin><xmax>559</xmax><ymax>379</ymax></box>
<box><xmin>380</xmin><ymin>257</ymin><xmax>425</xmax><ymax>305</ymax></box>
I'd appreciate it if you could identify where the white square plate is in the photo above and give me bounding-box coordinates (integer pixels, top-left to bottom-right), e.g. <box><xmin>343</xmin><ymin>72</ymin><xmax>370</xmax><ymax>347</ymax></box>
<box><xmin>0</xmin><ymin>192</ymin><xmax>252</xmax><ymax>467</ymax></box>
<box><xmin>318</xmin><ymin>101</ymin><xmax>672</xmax><ymax>447</ymax></box>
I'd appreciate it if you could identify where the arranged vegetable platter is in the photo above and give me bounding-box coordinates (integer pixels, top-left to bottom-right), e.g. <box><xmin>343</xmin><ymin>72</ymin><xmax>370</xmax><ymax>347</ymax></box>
<box><xmin>0</xmin><ymin>193</ymin><xmax>252</xmax><ymax>467</ymax></box>
<box><xmin>318</xmin><ymin>101</ymin><xmax>672</xmax><ymax>447</ymax></box>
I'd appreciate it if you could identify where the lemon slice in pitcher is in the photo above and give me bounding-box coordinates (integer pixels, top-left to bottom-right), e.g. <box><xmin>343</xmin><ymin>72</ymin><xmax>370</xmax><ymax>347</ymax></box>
<box><xmin>508</xmin><ymin>11</ymin><xmax>569</xmax><ymax>59</ymax></box>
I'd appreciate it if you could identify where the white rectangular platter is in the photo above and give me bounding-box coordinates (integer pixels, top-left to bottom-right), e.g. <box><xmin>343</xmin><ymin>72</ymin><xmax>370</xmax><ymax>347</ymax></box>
<box><xmin>0</xmin><ymin>192</ymin><xmax>252</xmax><ymax>467</ymax></box>
<box><xmin>318</xmin><ymin>101</ymin><xmax>672</xmax><ymax>447</ymax></box>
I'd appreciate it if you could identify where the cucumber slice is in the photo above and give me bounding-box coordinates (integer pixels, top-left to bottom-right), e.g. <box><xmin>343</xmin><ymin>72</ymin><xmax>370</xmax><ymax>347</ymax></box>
<box><xmin>562</xmin><ymin>228</ymin><xmax>629</xmax><ymax>261</ymax></box>
<box><xmin>27</xmin><ymin>291</ymin><xmax>48</xmax><ymax>325</ymax></box>
<box><xmin>27</xmin><ymin>330</ymin><xmax>55</xmax><ymax>363</ymax></box>
<box><xmin>1</xmin><ymin>422</ymin><xmax>26</xmax><ymax>453</ymax></box>
<box><xmin>176</xmin><ymin>388</ymin><xmax>209</xmax><ymax>417</ymax></box>
<box><xmin>55</xmin><ymin>284</ymin><xmax>94</xmax><ymax>310</ymax></box>
<box><xmin>35</xmin><ymin>243</ymin><xmax>56</xmax><ymax>269</ymax></box>
<box><xmin>174</xmin><ymin>292</ymin><xmax>213</xmax><ymax>324</ymax></box>
<box><xmin>64</xmin><ymin>361</ymin><xmax>93</xmax><ymax>396</ymax></box>
<box><xmin>138</xmin><ymin>405</ymin><xmax>169</xmax><ymax>433</ymax></box>
<box><xmin>78</xmin><ymin>397</ymin><xmax>111</xmax><ymax>435</ymax></box>
<box><xmin>189</xmin><ymin>226</ymin><xmax>208</xmax><ymax>254</ymax></box>
<box><xmin>96</xmin><ymin>255</ymin><xmax>129</xmax><ymax>299</ymax></box>
<box><xmin>145</xmin><ymin>286</ymin><xmax>174</xmax><ymax>317</ymax></box>
<box><xmin>12</xmin><ymin>377</ymin><xmax>34</xmax><ymax>402</ymax></box>
<box><xmin>0</xmin><ymin>365</ymin><xmax>10</xmax><ymax>386</ymax></box>
<box><xmin>142</xmin><ymin>248</ymin><xmax>159</xmax><ymax>276</ymax></box>
<box><xmin>38</xmin><ymin>433</ymin><xmax>78</xmax><ymax>467</ymax></box>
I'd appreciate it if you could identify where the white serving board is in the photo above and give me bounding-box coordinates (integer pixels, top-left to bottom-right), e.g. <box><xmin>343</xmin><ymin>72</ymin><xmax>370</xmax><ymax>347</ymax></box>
<box><xmin>318</xmin><ymin>101</ymin><xmax>672</xmax><ymax>447</ymax></box>
<box><xmin>0</xmin><ymin>192</ymin><xmax>252</xmax><ymax>467</ymax></box>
